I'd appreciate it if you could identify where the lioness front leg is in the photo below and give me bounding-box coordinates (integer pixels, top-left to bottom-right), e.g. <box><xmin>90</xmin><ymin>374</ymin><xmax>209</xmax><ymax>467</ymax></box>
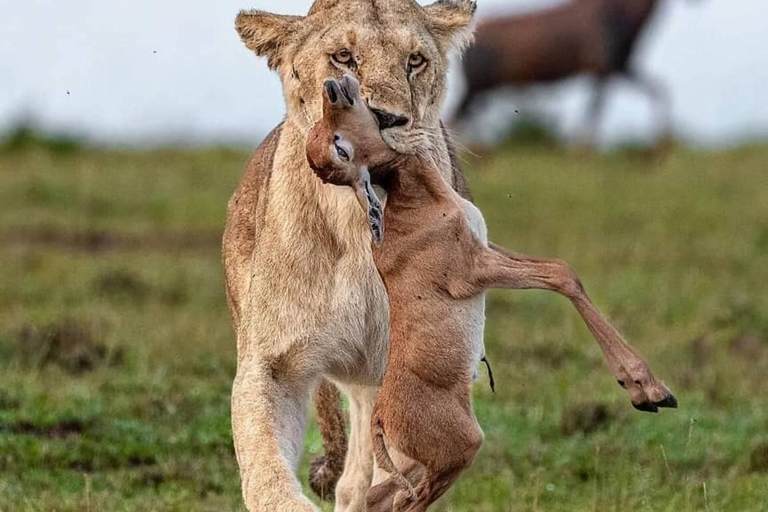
<box><xmin>231</xmin><ymin>351</ymin><xmax>318</xmax><ymax>512</ymax></box>
<box><xmin>470</xmin><ymin>243</ymin><xmax>677</xmax><ymax>412</ymax></box>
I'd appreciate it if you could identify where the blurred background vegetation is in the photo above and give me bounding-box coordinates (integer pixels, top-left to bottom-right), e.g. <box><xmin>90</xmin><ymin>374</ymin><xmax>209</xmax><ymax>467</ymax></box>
<box><xmin>1</xmin><ymin>121</ymin><xmax>767</xmax><ymax>510</ymax></box>
<box><xmin>2</xmin><ymin>1</ymin><xmax>768</xmax><ymax>509</ymax></box>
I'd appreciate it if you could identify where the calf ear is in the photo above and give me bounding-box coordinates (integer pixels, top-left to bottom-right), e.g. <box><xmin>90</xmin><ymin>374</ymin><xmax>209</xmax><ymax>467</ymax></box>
<box><xmin>235</xmin><ymin>10</ymin><xmax>304</xmax><ymax>70</ymax></box>
<box><xmin>423</xmin><ymin>0</ymin><xmax>477</xmax><ymax>54</ymax></box>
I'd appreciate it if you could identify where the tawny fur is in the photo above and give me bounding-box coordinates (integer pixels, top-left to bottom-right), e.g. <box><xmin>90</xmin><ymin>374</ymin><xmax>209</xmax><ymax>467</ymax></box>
<box><xmin>306</xmin><ymin>75</ymin><xmax>677</xmax><ymax>511</ymax></box>
<box><xmin>225</xmin><ymin>1</ymin><xmax>478</xmax><ymax>510</ymax></box>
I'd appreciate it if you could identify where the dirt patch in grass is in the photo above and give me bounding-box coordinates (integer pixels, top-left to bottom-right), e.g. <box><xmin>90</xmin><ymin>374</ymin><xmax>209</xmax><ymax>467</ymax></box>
<box><xmin>728</xmin><ymin>332</ymin><xmax>766</xmax><ymax>360</ymax></box>
<box><xmin>2</xmin><ymin>226</ymin><xmax>220</xmax><ymax>254</ymax></box>
<box><xmin>688</xmin><ymin>336</ymin><xmax>713</xmax><ymax>366</ymax></box>
<box><xmin>0</xmin><ymin>390</ymin><xmax>21</xmax><ymax>410</ymax></box>
<box><xmin>135</xmin><ymin>465</ymin><xmax>226</xmax><ymax>495</ymax></box>
<box><xmin>92</xmin><ymin>268</ymin><xmax>192</xmax><ymax>305</ymax></box>
<box><xmin>749</xmin><ymin>442</ymin><xmax>768</xmax><ymax>473</ymax></box>
<box><xmin>94</xmin><ymin>269</ymin><xmax>151</xmax><ymax>299</ymax></box>
<box><xmin>16</xmin><ymin>319</ymin><xmax>123</xmax><ymax>374</ymax></box>
<box><xmin>505</xmin><ymin>344</ymin><xmax>590</xmax><ymax>370</ymax></box>
<box><xmin>561</xmin><ymin>402</ymin><xmax>619</xmax><ymax>436</ymax></box>
<box><xmin>6</xmin><ymin>418</ymin><xmax>91</xmax><ymax>439</ymax></box>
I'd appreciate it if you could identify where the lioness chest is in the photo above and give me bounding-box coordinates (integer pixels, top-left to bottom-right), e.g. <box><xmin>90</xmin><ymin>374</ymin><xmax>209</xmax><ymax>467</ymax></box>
<box><xmin>245</xmin><ymin>181</ymin><xmax>391</xmax><ymax>387</ymax></box>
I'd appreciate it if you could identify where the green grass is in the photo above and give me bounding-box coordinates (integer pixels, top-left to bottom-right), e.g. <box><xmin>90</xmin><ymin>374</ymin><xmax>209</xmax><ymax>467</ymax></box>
<box><xmin>1</xmin><ymin>140</ymin><xmax>767</xmax><ymax>511</ymax></box>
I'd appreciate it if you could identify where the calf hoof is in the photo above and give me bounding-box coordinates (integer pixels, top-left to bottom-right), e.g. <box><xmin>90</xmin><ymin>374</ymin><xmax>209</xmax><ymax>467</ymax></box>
<box><xmin>366</xmin><ymin>483</ymin><xmax>396</xmax><ymax>512</ymax></box>
<box><xmin>616</xmin><ymin>365</ymin><xmax>678</xmax><ymax>414</ymax></box>
<box><xmin>626</xmin><ymin>383</ymin><xmax>678</xmax><ymax>413</ymax></box>
<box><xmin>656</xmin><ymin>394</ymin><xmax>678</xmax><ymax>409</ymax></box>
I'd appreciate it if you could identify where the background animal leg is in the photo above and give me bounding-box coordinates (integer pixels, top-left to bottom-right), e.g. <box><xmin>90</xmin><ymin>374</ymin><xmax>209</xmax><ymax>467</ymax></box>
<box><xmin>231</xmin><ymin>352</ymin><xmax>316</xmax><ymax>512</ymax></box>
<box><xmin>472</xmin><ymin>243</ymin><xmax>677</xmax><ymax>413</ymax></box>
<box><xmin>577</xmin><ymin>78</ymin><xmax>608</xmax><ymax>149</ymax></box>
<box><xmin>449</xmin><ymin>88</ymin><xmax>479</xmax><ymax>130</ymax></box>
<box><xmin>333</xmin><ymin>384</ymin><xmax>377</xmax><ymax>512</ymax></box>
<box><xmin>626</xmin><ymin>69</ymin><xmax>673</xmax><ymax>145</ymax></box>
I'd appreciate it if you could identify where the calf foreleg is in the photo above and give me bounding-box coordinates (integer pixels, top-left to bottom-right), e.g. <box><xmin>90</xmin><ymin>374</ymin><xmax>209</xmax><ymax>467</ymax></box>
<box><xmin>469</xmin><ymin>243</ymin><xmax>677</xmax><ymax>412</ymax></box>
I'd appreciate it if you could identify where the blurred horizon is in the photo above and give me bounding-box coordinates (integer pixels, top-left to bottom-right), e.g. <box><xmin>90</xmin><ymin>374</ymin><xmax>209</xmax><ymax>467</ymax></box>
<box><xmin>2</xmin><ymin>0</ymin><xmax>768</xmax><ymax>148</ymax></box>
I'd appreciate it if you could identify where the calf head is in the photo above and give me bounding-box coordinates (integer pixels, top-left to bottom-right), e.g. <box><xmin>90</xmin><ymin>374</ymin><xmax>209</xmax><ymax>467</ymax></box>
<box><xmin>306</xmin><ymin>75</ymin><xmax>396</xmax><ymax>244</ymax></box>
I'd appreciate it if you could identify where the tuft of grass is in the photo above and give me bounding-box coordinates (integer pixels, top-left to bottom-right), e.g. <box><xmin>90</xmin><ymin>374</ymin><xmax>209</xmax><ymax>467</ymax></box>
<box><xmin>498</xmin><ymin>113</ymin><xmax>559</xmax><ymax>148</ymax></box>
<box><xmin>1</xmin><ymin>141</ymin><xmax>768</xmax><ymax>510</ymax></box>
<box><xmin>1</xmin><ymin>121</ymin><xmax>84</xmax><ymax>155</ymax></box>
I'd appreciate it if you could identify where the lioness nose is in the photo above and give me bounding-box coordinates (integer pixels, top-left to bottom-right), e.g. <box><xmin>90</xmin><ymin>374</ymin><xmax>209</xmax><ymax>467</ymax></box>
<box><xmin>370</xmin><ymin>108</ymin><xmax>409</xmax><ymax>130</ymax></box>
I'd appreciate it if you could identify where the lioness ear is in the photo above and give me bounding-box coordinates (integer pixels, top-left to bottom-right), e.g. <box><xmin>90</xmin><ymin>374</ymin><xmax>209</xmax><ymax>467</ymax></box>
<box><xmin>423</xmin><ymin>0</ymin><xmax>477</xmax><ymax>54</ymax></box>
<box><xmin>235</xmin><ymin>10</ymin><xmax>304</xmax><ymax>70</ymax></box>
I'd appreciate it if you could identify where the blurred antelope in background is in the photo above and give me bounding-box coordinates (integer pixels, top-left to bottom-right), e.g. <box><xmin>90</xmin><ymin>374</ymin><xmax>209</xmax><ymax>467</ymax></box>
<box><xmin>453</xmin><ymin>0</ymin><xmax>676</xmax><ymax>147</ymax></box>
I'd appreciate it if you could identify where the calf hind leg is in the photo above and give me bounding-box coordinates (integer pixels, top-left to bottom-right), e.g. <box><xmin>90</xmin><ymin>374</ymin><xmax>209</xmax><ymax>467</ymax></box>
<box><xmin>334</xmin><ymin>384</ymin><xmax>377</xmax><ymax>512</ymax></box>
<box><xmin>372</xmin><ymin>420</ymin><xmax>417</xmax><ymax>499</ymax></box>
<box><xmin>397</xmin><ymin>426</ymin><xmax>483</xmax><ymax>512</ymax></box>
<box><xmin>397</xmin><ymin>467</ymin><xmax>464</xmax><ymax>512</ymax></box>
<box><xmin>367</xmin><ymin>462</ymin><xmax>425</xmax><ymax>512</ymax></box>
<box><xmin>471</xmin><ymin>244</ymin><xmax>677</xmax><ymax>413</ymax></box>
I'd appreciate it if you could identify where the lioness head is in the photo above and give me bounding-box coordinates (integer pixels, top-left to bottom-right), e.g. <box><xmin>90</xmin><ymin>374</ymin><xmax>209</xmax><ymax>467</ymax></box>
<box><xmin>236</xmin><ymin>0</ymin><xmax>476</xmax><ymax>154</ymax></box>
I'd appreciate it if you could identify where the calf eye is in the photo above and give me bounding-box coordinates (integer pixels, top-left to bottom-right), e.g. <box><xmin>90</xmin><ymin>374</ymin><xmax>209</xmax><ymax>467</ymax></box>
<box><xmin>407</xmin><ymin>52</ymin><xmax>426</xmax><ymax>73</ymax></box>
<box><xmin>334</xmin><ymin>143</ymin><xmax>350</xmax><ymax>162</ymax></box>
<box><xmin>332</xmin><ymin>49</ymin><xmax>354</xmax><ymax>66</ymax></box>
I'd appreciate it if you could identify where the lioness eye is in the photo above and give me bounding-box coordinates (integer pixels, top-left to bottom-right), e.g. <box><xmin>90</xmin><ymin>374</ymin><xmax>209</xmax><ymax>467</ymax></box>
<box><xmin>332</xmin><ymin>49</ymin><xmax>353</xmax><ymax>66</ymax></box>
<box><xmin>407</xmin><ymin>52</ymin><xmax>426</xmax><ymax>72</ymax></box>
<box><xmin>335</xmin><ymin>143</ymin><xmax>350</xmax><ymax>162</ymax></box>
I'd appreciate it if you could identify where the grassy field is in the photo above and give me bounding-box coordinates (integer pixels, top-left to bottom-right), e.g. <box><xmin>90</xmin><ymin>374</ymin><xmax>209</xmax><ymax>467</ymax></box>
<box><xmin>1</xmin><ymin>137</ymin><xmax>767</xmax><ymax>511</ymax></box>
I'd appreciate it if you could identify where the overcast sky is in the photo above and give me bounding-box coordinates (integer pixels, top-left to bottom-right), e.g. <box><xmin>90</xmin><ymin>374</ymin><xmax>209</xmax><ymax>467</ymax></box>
<box><xmin>2</xmin><ymin>0</ymin><xmax>767</xmax><ymax>147</ymax></box>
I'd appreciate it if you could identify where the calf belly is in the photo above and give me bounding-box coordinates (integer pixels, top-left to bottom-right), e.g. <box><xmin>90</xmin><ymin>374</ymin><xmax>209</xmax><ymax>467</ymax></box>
<box><xmin>460</xmin><ymin>199</ymin><xmax>489</xmax><ymax>382</ymax></box>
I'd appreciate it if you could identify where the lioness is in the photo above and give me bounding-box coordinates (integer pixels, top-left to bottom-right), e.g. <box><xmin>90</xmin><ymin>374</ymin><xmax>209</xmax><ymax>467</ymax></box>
<box><xmin>225</xmin><ymin>1</ymin><xmax>478</xmax><ymax>511</ymax></box>
<box><xmin>225</xmin><ymin>1</ymin><xmax>675</xmax><ymax>511</ymax></box>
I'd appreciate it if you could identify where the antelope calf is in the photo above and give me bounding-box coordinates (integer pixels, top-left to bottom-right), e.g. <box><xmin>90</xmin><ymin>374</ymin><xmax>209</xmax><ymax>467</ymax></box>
<box><xmin>307</xmin><ymin>75</ymin><xmax>677</xmax><ymax>511</ymax></box>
